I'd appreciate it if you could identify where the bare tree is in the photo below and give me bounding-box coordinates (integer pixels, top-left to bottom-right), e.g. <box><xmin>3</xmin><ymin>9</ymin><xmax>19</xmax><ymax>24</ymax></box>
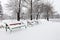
<box><xmin>32</xmin><ymin>1</ymin><xmax>43</xmax><ymax>20</ymax></box>
<box><xmin>17</xmin><ymin>0</ymin><xmax>21</xmax><ymax>21</ymax></box>
<box><xmin>5</xmin><ymin>0</ymin><xmax>33</xmax><ymax>20</ymax></box>
<box><xmin>39</xmin><ymin>3</ymin><xmax>54</xmax><ymax>21</ymax></box>
<box><xmin>5</xmin><ymin>0</ymin><xmax>21</xmax><ymax>21</ymax></box>
<box><xmin>30</xmin><ymin>0</ymin><xmax>33</xmax><ymax>20</ymax></box>
<box><xmin>36</xmin><ymin>4</ymin><xmax>43</xmax><ymax>20</ymax></box>
<box><xmin>0</xmin><ymin>1</ymin><xmax>3</xmax><ymax>20</ymax></box>
<box><xmin>21</xmin><ymin>0</ymin><xmax>42</xmax><ymax>20</ymax></box>
<box><xmin>22</xmin><ymin>0</ymin><xmax>33</xmax><ymax>20</ymax></box>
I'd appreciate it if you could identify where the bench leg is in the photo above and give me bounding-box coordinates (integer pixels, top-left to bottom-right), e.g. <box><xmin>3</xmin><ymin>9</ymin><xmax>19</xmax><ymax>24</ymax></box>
<box><xmin>6</xmin><ymin>28</ymin><xmax>7</xmax><ymax>32</ymax></box>
<box><xmin>7</xmin><ymin>27</ymin><xmax>12</xmax><ymax>32</ymax></box>
<box><xmin>25</xmin><ymin>26</ymin><xmax>27</xmax><ymax>28</ymax></box>
<box><xmin>8</xmin><ymin>28</ymin><xmax>12</xmax><ymax>32</ymax></box>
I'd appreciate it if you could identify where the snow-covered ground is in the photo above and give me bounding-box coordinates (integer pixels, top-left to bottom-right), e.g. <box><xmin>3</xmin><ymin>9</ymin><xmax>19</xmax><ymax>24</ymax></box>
<box><xmin>0</xmin><ymin>19</ymin><xmax>60</xmax><ymax>40</ymax></box>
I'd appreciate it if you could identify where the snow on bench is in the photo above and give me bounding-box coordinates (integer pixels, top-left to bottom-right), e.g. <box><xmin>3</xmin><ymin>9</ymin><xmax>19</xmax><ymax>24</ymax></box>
<box><xmin>27</xmin><ymin>20</ymin><xmax>39</xmax><ymax>26</ymax></box>
<box><xmin>4</xmin><ymin>21</ymin><xmax>26</xmax><ymax>32</ymax></box>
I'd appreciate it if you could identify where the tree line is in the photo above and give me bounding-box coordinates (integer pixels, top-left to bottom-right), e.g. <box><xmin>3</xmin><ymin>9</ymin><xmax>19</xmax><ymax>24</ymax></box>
<box><xmin>0</xmin><ymin>0</ymin><xmax>56</xmax><ymax>21</ymax></box>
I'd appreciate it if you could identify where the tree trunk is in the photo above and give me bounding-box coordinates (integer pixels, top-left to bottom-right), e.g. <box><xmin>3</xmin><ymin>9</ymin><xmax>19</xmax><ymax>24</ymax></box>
<box><xmin>17</xmin><ymin>0</ymin><xmax>21</xmax><ymax>21</ymax></box>
<box><xmin>36</xmin><ymin>12</ymin><xmax>39</xmax><ymax>20</ymax></box>
<box><xmin>17</xmin><ymin>12</ymin><xmax>20</xmax><ymax>21</ymax></box>
<box><xmin>30</xmin><ymin>0</ymin><xmax>32</xmax><ymax>20</ymax></box>
<box><xmin>47</xmin><ymin>11</ymin><xmax>49</xmax><ymax>21</ymax></box>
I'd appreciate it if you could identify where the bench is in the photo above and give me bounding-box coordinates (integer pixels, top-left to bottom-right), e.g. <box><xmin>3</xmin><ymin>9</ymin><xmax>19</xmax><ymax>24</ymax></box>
<box><xmin>5</xmin><ymin>22</ymin><xmax>26</xmax><ymax>32</ymax></box>
<box><xmin>27</xmin><ymin>20</ymin><xmax>39</xmax><ymax>26</ymax></box>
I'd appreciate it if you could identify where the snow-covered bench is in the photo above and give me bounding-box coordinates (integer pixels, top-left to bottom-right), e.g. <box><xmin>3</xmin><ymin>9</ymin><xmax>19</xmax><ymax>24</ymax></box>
<box><xmin>27</xmin><ymin>20</ymin><xmax>39</xmax><ymax>26</ymax></box>
<box><xmin>4</xmin><ymin>22</ymin><xmax>26</xmax><ymax>32</ymax></box>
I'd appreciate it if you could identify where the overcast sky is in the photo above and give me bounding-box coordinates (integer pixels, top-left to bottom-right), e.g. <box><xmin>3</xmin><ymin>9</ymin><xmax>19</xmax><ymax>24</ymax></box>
<box><xmin>53</xmin><ymin>0</ymin><xmax>60</xmax><ymax>14</ymax></box>
<box><xmin>0</xmin><ymin>0</ymin><xmax>60</xmax><ymax>15</ymax></box>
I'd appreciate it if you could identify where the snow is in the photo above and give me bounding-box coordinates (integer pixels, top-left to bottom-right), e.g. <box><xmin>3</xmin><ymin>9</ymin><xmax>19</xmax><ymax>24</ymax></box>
<box><xmin>0</xmin><ymin>0</ymin><xmax>60</xmax><ymax>39</ymax></box>
<box><xmin>0</xmin><ymin>19</ymin><xmax>60</xmax><ymax>40</ymax></box>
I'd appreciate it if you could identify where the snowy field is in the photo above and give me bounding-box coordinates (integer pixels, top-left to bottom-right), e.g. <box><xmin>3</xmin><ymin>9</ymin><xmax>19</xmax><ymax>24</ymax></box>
<box><xmin>0</xmin><ymin>0</ymin><xmax>60</xmax><ymax>40</ymax></box>
<box><xmin>0</xmin><ymin>19</ymin><xmax>60</xmax><ymax>40</ymax></box>
<box><xmin>50</xmin><ymin>19</ymin><xmax>60</xmax><ymax>22</ymax></box>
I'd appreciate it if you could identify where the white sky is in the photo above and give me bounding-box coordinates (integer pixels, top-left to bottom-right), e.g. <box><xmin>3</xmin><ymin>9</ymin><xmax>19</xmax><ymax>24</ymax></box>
<box><xmin>53</xmin><ymin>0</ymin><xmax>60</xmax><ymax>14</ymax></box>
<box><xmin>0</xmin><ymin>0</ymin><xmax>60</xmax><ymax>15</ymax></box>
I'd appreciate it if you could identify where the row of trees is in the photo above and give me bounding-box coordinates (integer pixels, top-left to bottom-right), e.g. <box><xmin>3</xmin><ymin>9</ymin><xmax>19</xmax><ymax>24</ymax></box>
<box><xmin>4</xmin><ymin>0</ymin><xmax>55</xmax><ymax>21</ymax></box>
